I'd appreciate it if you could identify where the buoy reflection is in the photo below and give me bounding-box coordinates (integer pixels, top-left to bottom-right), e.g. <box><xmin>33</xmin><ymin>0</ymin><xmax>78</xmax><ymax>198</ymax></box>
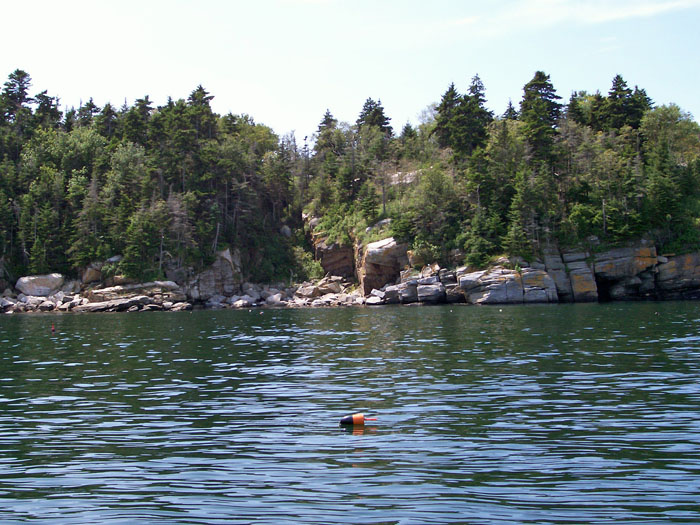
<box><xmin>340</xmin><ymin>425</ymin><xmax>378</xmax><ymax>436</ymax></box>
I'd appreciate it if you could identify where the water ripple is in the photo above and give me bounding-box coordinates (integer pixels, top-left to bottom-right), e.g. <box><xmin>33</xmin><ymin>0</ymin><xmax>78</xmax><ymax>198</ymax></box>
<box><xmin>0</xmin><ymin>303</ymin><xmax>699</xmax><ymax>522</ymax></box>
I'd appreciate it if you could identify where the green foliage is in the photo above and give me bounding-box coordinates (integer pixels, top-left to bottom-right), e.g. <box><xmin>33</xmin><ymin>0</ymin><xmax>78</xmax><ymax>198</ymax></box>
<box><xmin>411</xmin><ymin>241</ymin><xmax>441</xmax><ymax>268</ymax></box>
<box><xmin>315</xmin><ymin>203</ymin><xmax>355</xmax><ymax>246</ymax></box>
<box><xmin>433</xmin><ymin>76</ymin><xmax>494</xmax><ymax>161</ymax></box>
<box><xmin>358</xmin><ymin>181</ymin><xmax>379</xmax><ymax>223</ymax></box>
<box><xmin>520</xmin><ymin>71</ymin><xmax>562</xmax><ymax>161</ymax></box>
<box><xmin>356</xmin><ymin>98</ymin><xmax>392</xmax><ymax>136</ymax></box>
<box><xmin>1</xmin><ymin>67</ymin><xmax>700</xmax><ymax>286</ymax></box>
<box><xmin>291</xmin><ymin>245</ymin><xmax>324</xmax><ymax>281</ymax></box>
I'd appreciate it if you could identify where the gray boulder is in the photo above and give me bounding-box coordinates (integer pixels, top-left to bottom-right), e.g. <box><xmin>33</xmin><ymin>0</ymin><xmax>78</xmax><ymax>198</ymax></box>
<box><xmin>185</xmin><ymin>248</ymin><xmax>242</xmax><ymax>301</ymax></box>
<box><xmin>265</xmin><ymin>293</ymin><xmax>285</xmax><ymax>306</ymax></box>
<box><xmin>459</xmin><ymin>267</ymin><xmax>557</xmax><ymax>305</ymax></box>
<box><xmin>417</xmin><ymin>283</ymin><xmax>446</xmax><ymax>303</ymax></box>
<box><xmin>542</xmin><ymin>249</ymin><xmax>573</xmax><ymax>302</ymax></box>
<box><xmin>399</xmin><ymin>282</ymin><xmax>418</xmax><ymax>303</ymax></box>
<box><xmin>445</xmin><ymin>284</ymin><xmax>465</xmax><ymax>303</ymax></box>
<box><xmin>16</xmin><ymin>274</ymin><xmax>65</xmax><ymax>297</ymax></box>
<box><xmin>383</xmin><ymin>285</ymin><xmax>401</xmax><ymax>304</ymax></box>
<box><xmin>73</xmin><ymin>295</ymin><xmax>152</xmax><ymax>313</ymax></box>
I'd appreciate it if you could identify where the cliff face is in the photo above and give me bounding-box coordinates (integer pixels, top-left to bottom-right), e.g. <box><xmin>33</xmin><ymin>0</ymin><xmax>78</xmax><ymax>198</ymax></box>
<box><xmin>542</xmin><ymin>243</ymin><xmax>660</xmax><ymax>303</ymax></box>
<box><xmin>356</xmin><ymin>237</ymin><xmax>700</xmax><ymax>305</ymax></box>
<box><xmin>7</xmin><ymin>234</ymin><xmax>700</xmax><ymax>313</ymax></box>
<box><xmin>656</xmin><ymin>253</ymin><xmax>700</xmax><ymax>299</ymax></box>
<box><xmin>357</xmin><ymin>237</ymin><xmax>409</xmax><ymax>295</ymax></box>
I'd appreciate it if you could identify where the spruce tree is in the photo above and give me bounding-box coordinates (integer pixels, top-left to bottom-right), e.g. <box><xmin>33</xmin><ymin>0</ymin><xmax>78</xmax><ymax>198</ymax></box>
<box><xmin>503</xmin><ymin>100</ymin><xmax>519</xmax><ymax>120</ymax></box>
<box><xmin>519</xmin><ymin>71</ymin><xmax>561</xmax><ymax>161</ymax></box>
<box><xmin>433</xmin><ymin>83</ymin><xmax>461</xmax><ymax>149</ymax></box>
<box><xmin>602</xmin><ymin>74</ymin><xmax>633</xmax><ymax>130</ymax></box>
<box><xmin>356</xmin><ymin>97</ymin><xmax>392</xmax><ymax>136</ymax></box>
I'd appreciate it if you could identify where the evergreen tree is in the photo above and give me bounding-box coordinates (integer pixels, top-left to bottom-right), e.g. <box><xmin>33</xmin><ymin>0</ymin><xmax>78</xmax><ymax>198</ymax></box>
<box><xmin>77</xmin><ymin>98</ymin><xmax>99</xmax><ymax>128</ymax></box>
<box><xmin>519</xmin><ymin>71</ymin><xmax>562</xmax><ymax>161</ymax></box>
<box><xmin>433</xmin><ymin>76</ymin><xmax>493</xmax><ymax>160</ymax></box>
<box><xmin>317</xmin><ymin>109</ymin><xmax>337</xmax><ymax>133</ymax></box>
<box><xmin>1</xmin><ymin>69</ymin><xmax>33</xmax><ymax>122</ymax></box>
<box><xmin>33</xmin><ymin>91</ymin><xmax>62</xmax><ymax>130</ymax></box>
<box><xmin>187</xmin><ymin>85</ymin><xmax>217</xmax><ymax>139</ymax></box>
<box><xmin>433</xmin><ymin>83</ymin><xmax>461</xmax><ymax>149</ymax></box>
<box><xmin>94</xmin><ymin>103</ymin><xmax>118</xmax><ymax>140</ymax></box>
<box><xmin>356</xmin><ymin>98</ymin><xmax>392</xmax><ymax>136</ymax></box>
<box><xmin>627</xmin><ymin>86</ymin><xmax>653</xmax><ymax>129</ymax></box>
<box><xmin>453</xmin><ymin>74</ymin><xmax>493</xmax><ymax>158</ymax></box>
<box><xmin>503</xmin><ymin>100</ymin><xmax>519</xmax><ymax>120</ymax></box>
<box><xmin>121</xmin><ymin>95</ymin><xmax>153</xmax><ymax>146</ymax></box>
<box><xmin>1</xmin><ymin>69</ymin><xmax>34</xmax><ymax>160</ymax></box>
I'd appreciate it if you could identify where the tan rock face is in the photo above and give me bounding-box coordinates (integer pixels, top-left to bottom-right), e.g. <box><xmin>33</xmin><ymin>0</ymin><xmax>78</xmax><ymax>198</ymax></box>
<box><xmin>594</xmin><ymin>246</ymin><xmax>657</xmax><ymax>280</ymax></box>
<box><xmin>358</xmin><ymin>237</ymin><xmax>409</xmax><ymax>295</ymax></box>
<box><xmin>657</xmin><ymin>253</ymin><xmax>700</xmax><ymax>292</ymax></box>
<box><xmin>314</xmin><ymin>239</ymin><xmax>354</xmax><ymax>278</ymax></box>
<box><xmin>569</xmin><ymin>269</ymin><xmax>598</xmax><ymax>302</ymax></box>
<box><xmin>81</xmin><ymin>266</ymin><xmax>102</xmax><ymax>284</ymax></box>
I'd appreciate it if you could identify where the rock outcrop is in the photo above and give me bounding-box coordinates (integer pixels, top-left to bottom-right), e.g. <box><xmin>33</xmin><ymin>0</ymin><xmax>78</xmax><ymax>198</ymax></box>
<box><xmin>87</xmin><ymin>281</ymin><xmax>185</xmax><ymax>303</ymax></box>
<box><xmin>656</xmin><ymin>253</ymin><xmax>700</xmax><ymax>299</ymax></box>
<box><xmin>357</xmin><ymin>237</ymin><xmax>409</xmax><ymax>295</ymax></box>
<box><xmin>9</xmin><ymin>236</ymin><xmax>700</xmax><ymax>314</ymax></box>
<box><xmin>458</xmin><ymin>267</ymin><xmax>558</xmax><ymax>305</ymax></box>
<box><xmin>562</xmin><ymin>251</ymin><xmax>598</xmax><ymax>302</ymax></box>
<box><xmin>15</xmin><ymin>274</ymin><xmax>65</xmax><ymax>297</ymax></box>
<box><xmin>81</xmin><ymin>264</ymin><xmax>103</xmax><ymax>284</ymax></box>
<box><xmin>183</xmin><ymin>248</ymin><xmax>242</xmax><ymax>301</ymax></box>
<box><xmin>313</xmin><ymin>239</ymin><xmax>355</xmax><ymax>278</ymax></box>
<box><xmin>303</xmin><ymin>213</ymin><xmax>355</xmax><ymax>278</ymax></box>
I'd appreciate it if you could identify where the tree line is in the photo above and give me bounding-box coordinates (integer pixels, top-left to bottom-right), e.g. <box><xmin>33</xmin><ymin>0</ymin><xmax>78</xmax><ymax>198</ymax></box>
<box><xmin>1</xmin><ymin>68</ymin><xmax>699</xmax><ymax>285</ymax></box>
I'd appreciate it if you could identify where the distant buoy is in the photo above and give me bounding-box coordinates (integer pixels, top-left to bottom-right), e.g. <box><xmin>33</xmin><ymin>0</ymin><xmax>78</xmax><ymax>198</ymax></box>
<box><xmin>51</xmin><ymin>324</ymin><xmax>55</xmax><ymax>334</ymax></box>
<box><xmin>339</xmin><ymin>413</ymin><xmax>377</xmax><ymax>426</ymax></box>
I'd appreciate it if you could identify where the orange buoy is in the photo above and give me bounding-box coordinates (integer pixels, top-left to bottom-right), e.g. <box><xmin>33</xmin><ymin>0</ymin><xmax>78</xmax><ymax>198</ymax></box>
<box><xmin>339</xmin><ymin>413</ymin><xmax>377</xmax><ymax>426</ymax></box>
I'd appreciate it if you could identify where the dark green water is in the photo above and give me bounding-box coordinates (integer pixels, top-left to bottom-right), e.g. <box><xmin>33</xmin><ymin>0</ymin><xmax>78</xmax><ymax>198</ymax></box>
<box><xmin>1</xmin><ymin>302</ymin><xmax>699</xmax><ymax>523</ymax></box>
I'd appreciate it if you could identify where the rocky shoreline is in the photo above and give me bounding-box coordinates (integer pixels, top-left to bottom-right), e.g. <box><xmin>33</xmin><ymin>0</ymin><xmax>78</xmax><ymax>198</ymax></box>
<box><xmin>3</xmin><ymin>236</ymin><xmax>700</xmax><ymax>315</ymax></box>
<box><xmin>0</xmin><ymin>274</ymin><xmax>365</xmax><ymax>314</ymax></box>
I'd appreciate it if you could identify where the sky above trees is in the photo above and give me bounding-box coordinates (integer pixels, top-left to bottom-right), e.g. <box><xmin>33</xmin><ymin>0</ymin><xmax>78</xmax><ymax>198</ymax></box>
<box><xmin>2</xmin><ymin>0</ymin><xmax>699</xmax><ymax>139</ymax></box>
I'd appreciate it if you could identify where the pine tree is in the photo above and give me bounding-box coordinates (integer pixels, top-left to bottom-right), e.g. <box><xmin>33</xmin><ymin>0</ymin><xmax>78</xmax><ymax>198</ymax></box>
<box><xmin>503</xmin><ymin>100</ymin><xmax>519</xmax><ymax>120</ymax></box>
<box><xmin>317</xmin><ymin>109</ymin><xmax>337</xmax><ymax>134</ymax></box>
<box><xmin>94</xmin><ymin>103</ymin><xmax>118</xmax><ymax>140</ymax></box>
<box><xmin>433</xmin><ymin>83</ymin><xmax>461</xmax><ymax>149</ymax></box>
<box><xmin>33</xmin><ymin>91</ymin><xmax>62</xmax><ymax>130</ymax></box>
<box><xmin>627</xmin><ymin>86</ymin><xmax>653</xmax><ymax>129</ymax></box>
<box><xmin>77</xmin><ymin>98</ymin><xmax>99</xmax><ymax>128</ymax></box>
<box><xmin>356</xmin><ymin>98</ymin><xmax>392</xmax><ymax>136</ymax></box>
<box><xmin>434</xmin><ymin>76</ymin><xmax>493</xmax><ymax>160</ymax></box>
<box><xmin>601</xmin><ymin>75</ymin><xmax>633</xmax><ymax>130</ymax></box>
<box><xmin>519</xmin><ymin>71</ymin><xmax>561</xmax><ymax>161</ymax></box>
<box><xmin>453</xmin><ymin>74</ymin><xmax>493</xmax><ymax>158</ymax></box>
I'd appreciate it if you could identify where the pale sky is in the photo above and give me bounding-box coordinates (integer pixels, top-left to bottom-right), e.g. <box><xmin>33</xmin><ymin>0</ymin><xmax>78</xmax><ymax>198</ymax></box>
<box><xmin>2</xmin><ymin>0</ymin><xmax>699</xmax><ymax>140</ymax></box>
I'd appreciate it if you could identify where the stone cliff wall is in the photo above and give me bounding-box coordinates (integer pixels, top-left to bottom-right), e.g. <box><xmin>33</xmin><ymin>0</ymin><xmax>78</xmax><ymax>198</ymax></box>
<box><xmin>357</xmin><ymin>237</ymin><xmax>409</xmax><ymax>295</ymax></box>
<box><xmin>359</xmin><ymin>237</ymin><xmax>700</xmax><ymax>305</ymax></box>
<box><xmin>8</xmin><ymin>232</ymin><xmax>700</xmax><ymax>314</ymax></box>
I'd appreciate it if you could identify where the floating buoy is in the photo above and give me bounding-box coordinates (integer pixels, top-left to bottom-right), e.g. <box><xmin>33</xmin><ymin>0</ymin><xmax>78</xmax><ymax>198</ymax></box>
<box><xmin>51</xmin><ymin>324</ymin><xmax>55</xmax><ymax>334</ymax></box>
<box><xmin>339</xmin><ymin>413</ymin><xmax>377</xmax><ymax>426</ymax></box>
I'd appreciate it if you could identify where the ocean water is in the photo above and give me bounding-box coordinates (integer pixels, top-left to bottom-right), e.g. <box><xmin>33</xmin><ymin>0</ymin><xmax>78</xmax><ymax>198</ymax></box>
<box><xmin>1</xmin><ymin>302</ymin><xmax>699</xmax><ymax>523</ymax></box>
